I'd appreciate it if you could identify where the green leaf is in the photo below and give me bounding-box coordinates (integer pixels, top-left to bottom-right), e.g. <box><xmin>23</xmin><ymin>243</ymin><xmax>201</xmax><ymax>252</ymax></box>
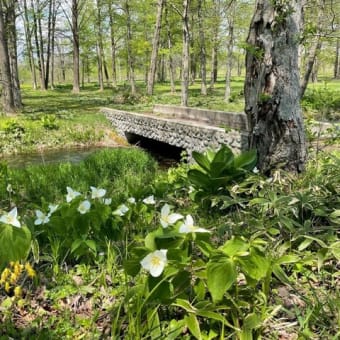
<box><xmin>192</xmin><ymin>151</ymin><xmax>210</xmax><ymax>173</ymax></box>
<box><xmin>220</xmin><ymin>236</ymin><xmax>249</xmax><ymax>257</ymax></box>
<box><xmin>167</xmin><ymin>319</ymin><xmax>186</xmax><ymax>340</ymax></box>
<box><xmin>187</xmin><ymin>169</ymin><xmax>211</xmax><ymax>190</ymax></box>
<box><xmin>147</xmin><ymin>307</ymin><xmax>161</xmax><ymax>339</ymax></box>
<box><xmin>276</xmin><ymin>254</ymin><xmax>300</xmax><ymax>265</ymax></box>
<box><xmin>0</xmin><ymin>225</ymin><xmax>31</xmax><ymax>265</ymax></box>
<box><xmin>207</xmin><ymin>255</ymin><xmax>237</xmax><ymax>302</ymax></box>
<box><xmin>71</xmin><ymin>239</ymin><xmax>83</xmax><ymax>254</ymax></box>
<box><xmin>173</xmin><ymin>298</ymin><xmax>197</xmax><ymax>313</ymax></box>
<box><xmin>330</xmin><ymin>241</ymin><xmax>340</xmax><ymax>261</ymax></box>
<box><xmin>84</xmin><ymin>240</ymin><xmax>97</xmax><ymax>252</ymax></box>
<box><xmin>238</xmin><ymin>248</ymin><xmax>270</xmax><ymax>282</ymax></box>
<box><xmin>185</xmin><ymin>314</ymin><xmax>202</xmax><ymax>340</ymax></box>
<box><xmin>272</xmin><ymin>264</ymin><xmax>291</xmax><ymax>285</ymax></box>
<box><xmin>243</xmin><ymin>313</ymin><xmax>262</xmax><ymax>330</ymax></box>
<box><xmin>234</xmin><ymin>149</ymin><xmax>257</xmax><ymax>170</ymax></box>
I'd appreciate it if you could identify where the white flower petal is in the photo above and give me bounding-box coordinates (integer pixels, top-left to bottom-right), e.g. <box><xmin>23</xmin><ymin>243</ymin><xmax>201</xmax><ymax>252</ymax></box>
<box><xmin>143</xmin><ymin>195</ymin><xmax>156</xmax><ymax>205</ymax></box>
<box><xmin>48</xmin><ymin>204</ymin><xmax>59</xmax><ymax>214</ymax></box>
<box><xmin>168</xmin><ymin>213</ymin><xmax>183</xmax><ymax>224</ymax></box>
<box><xmin>0</xmin><ymin>207</ymin><xmax>21</xmax><ymax>228</ymax></box>
<box><xmin>104</xmin><ymin>198</ymin><xmax>112</xmax><ymax>205</ymax></box>
<box><xmin>127</xmin><ymin>197</ymin><xmax>136</xmax><ymax>204</ymax></box>
<box><xmin>66</xmin><ymin>186</ymin><xmax>81</xmax><ymax>202</ymax></box>
<box><xmin>78</xmin><ymin>200</ymin><xmax>91</xmax><ymax>214</ymax></box>
<box><xmin>140</xmin><ymin>249</ymin><xmax>167</xmax><ymax>277</ymax></box>
<box><xmin>91</xmin><ymin>186</ymin><xmax>106</xmax><ymax>199</ymax></box>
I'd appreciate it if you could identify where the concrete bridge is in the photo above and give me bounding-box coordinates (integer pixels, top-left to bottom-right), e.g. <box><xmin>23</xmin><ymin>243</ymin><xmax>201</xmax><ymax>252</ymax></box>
<box><xmin>102</xmin><ymin>104</ymin><xmax>249</xmax><ymax>156</ymax></box>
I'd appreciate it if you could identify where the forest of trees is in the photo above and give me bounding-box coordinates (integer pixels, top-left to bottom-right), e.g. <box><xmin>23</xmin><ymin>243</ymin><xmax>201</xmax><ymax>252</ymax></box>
<box><xmin>0</xmin><ymin>0</ymin><xmax>339</xmax><ymax>171</ymax></box>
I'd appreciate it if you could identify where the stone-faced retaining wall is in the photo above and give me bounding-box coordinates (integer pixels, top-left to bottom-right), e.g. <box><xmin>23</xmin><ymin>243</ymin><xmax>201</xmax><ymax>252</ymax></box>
<box><xmin>102</xmin><ymin>108</ymin><xmax>249</xmax><ymax>155</ymax></box>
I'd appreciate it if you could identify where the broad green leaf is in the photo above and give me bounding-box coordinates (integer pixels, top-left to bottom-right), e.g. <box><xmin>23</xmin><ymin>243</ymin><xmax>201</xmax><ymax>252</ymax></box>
<box><xmin>167</xmin><ymin>319</ymin><xmax>186</xmax><ymax>340</ymax></box>
<box><xmin>238</xmin><ymin>248</ymin><xmax>270</xmax><ymax>282</ymax></box>
<box><xmin>234</xmin><ymin>149</ymin><xmax>257</xmax><ymax>170</ymax></box>
<box><xmin>0</xmin><ymin>225</ymin><xmax>31</xmax><ymax>265</ymax></box>
<box><xmin>220</xmin><ymin>236</ymin><xmax>249</xmax><ymax>257</ymax></box>
<box><xmin>243</xmin><ymin>313</ymin><xmax>262</xmax><ymax>330</ymax></box>
<box><xmin>276</xmin><ymin>254</ymin><xmax>300</xmax><ymax>265</ymax></box>
<box><xmin>207</xmin><ymin>255</ymin><xmax>237</xmax><ymax>302</ymax></box>
<box><xmin>187</xmin><ymin>169</ymin><xmax>211</xmax><ymax>190</ymax></box>
<box><xmin>173</xmin><ymin>298</ymin><xmax>197</xmax><ymax>313</ymax></box>
<box><xmin>84</xmin><ymin>239</ymin><xmax>97</xmax><ymax>252</ymax></box>
<box><xmin>70</xmin><ymin>239</ymin><xmax>83</xmax><ymax>254</ymax></box>
<box><xmin>192</xmin><ymin>151</ymin><xmax>210</xmax><ymax>173</ymax></box>
<box><xmin>185</xmin><ymin>314</ymin><xmax>202</xmax><ymax>340</ymax></box>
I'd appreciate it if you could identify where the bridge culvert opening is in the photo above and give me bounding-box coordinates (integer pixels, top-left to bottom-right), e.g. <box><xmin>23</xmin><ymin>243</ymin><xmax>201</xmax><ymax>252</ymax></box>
<box><xmin>125</xmin><ymin>133</ymin><xmax>185</xmax><ymax>166</ymax></box>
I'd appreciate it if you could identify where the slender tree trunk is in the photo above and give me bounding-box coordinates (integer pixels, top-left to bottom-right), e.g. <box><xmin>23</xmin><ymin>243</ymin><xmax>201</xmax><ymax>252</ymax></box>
<box><xmin>6</xmin><ymin>0</ymin><xmax>22</xmax><ymax>108</ymax></box>
<box><xmin>165</xmin><ymin>5</ymin><xmax>176</xmax><ymax>93</ymax></box>
<box><xmin>44</xmin><ymin>0</ymin><xmax>53</xmax><ymax>89</ymax></box>
<box><xmin>125</xmin><ymin>0</ymin><xmax>136</xmax><ymax>95</ymax></box>
<box><xmin>0</xmin><ymin>0</ymin><xmax>15</xmax><ymax>113</ymax></box>
<box><xmin>181</xmin><ymin>0</ymin><xmax>190</xmax><ymax>106</ymax></box>
<box><xmin>37</xmin><ymin>1</ymin><xmax>46</xmax><ymax>90</ymax></box>
<box><xmin>224</xmin><ymin>0</ymin><xmax>235</xmax><ymax>101</ymax></box>
<box><xmin>50</xmin><ymin>0</ymin><xmax>57</xmax><ymax>89</ymax></box>
<box><xmin>147</xmin><ymin>0</ymin><xmax>164</xmax><ymax>95</ymax></box>
<box><xmin>300</xmin><ymin>0</ymin><xmax>324</xmax><ymax>98</ymax></box>
<box><xmin>108</xmin><ymin>1</ymin><xmax>117</xmax><ymax>88</ymax></box>
<box><xmin>31</xmin><ymin>0</ymin><xmax>45</xmax><ymax>90</ymax></box>
<box><xmin>96</xmin><ymin>0</ymin><xmax>104</xmax><ymax>91</ymax></box>
<box><xmin>22</xmin><ymin>0</ymin><xmax>37</xmax><ymax>89</ymax></box>
<box><xmin>334</xmin><ymin>38</ymin><xmax>339</xmax><ymax>79</ymax></box>
<box><xmin>244</xmin><ymin>0</ymin><xmax>306</xmax><ymax>173</ymax></box>
<box><xmin>198</xmin><ymin>0</ymin><xmax>206</xmax><ymax>95</ymax></box>
<box><xmin>72</xmin><ymin>0</ymin><xmax>80</xmax><ymax>93</ymax></box>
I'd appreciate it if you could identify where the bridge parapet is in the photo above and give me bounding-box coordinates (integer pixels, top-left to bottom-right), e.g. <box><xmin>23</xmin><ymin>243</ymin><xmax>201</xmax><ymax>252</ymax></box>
<box><xmin>153</xmin><ymin>104</ymin><xmax>248</xmax><ymax>131</ymax></box>
<box><xmin>102</xmin><ymin>107</ymin><xmax>249</xmax><ymax>155</ymax></box>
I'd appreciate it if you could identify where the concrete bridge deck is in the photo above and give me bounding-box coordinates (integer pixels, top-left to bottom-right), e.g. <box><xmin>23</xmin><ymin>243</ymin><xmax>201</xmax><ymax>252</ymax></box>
<box><xmin>102</xmin><ymin>105</ymin><xmax>249</xmax><ymax>155</ymax></box>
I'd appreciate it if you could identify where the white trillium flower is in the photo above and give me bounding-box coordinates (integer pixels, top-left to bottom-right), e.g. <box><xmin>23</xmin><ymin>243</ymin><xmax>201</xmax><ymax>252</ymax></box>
<box><xmin>140</xmin><ymin>249</ymin><xmax>168</xmax><ymax>277</ymax></box>
<box><xmin>66</xmin><ymin>186</ymin><xmax>81</xmax><ymax>202</ymax></box>
<box><xmin>143</xmin><ymin>195</ymin><xmax>156</xmax><ymax>205</ymax></box>
<box><xmin>104</xmin><ymin>198</ymin><xmax>112</xmax><ymax>205</ymax></box>
<box><xmin>179</xmin><ymin>215</ymin><xmax>210</xmax><ymax>234</ymax></box>
<box><xmin>34</xmin><ymin>210</ymin><xmax>50</xmax><ymax>225</ymax></box>
<box><xmin>0</xmin><ymin>207</ymin><xmax>21</xmax><ymax>228</ymax></box>
<box><xmin>6</xmin><ymin>184</ymin><xmax>13</xmax><ymax>193</ymax></box>
<box><xmin>253</xmin><ymin>167</ymin><xmax>259</xmax><ymax>174</ymax></box>
<box><xmin>160</xmin><ymin>204</ymin><xmax>183</xmax><ymax>228</ymax></box>
<box><xmin>127</xmin><ymin>197</ymin><xmax>136</xmax><ymax>204</ymax></box>
<box><xmin>78</xmin><ymin>200</ymin><xmax>91</xmax><ymax>214</ymax></box>
<box><xmin>48</xmin><ymin>204</ymin><xmax>59</xmax><ymax>215</ymax></box>
<box><xmin>113</xmin><ymin>204</ymin><xmax>129</xmax><ymax>216</ymax></box>
<box><xmin>90</xmin><ymin>186</ymin><xmax>106</xmax><ymax>199</ymax></box>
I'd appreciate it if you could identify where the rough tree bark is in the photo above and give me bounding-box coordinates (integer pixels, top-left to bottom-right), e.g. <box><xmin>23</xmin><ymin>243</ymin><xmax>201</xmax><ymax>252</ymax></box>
<box><xmin>108</xmin><ymin>1</ymin><xmax>117</xmax><ymax>88</ymax></box>
<box><xmin>6</xmin><ymin>0</ymin><xmax>22</xmax><ymax>108</ymax></box>
<box><xmin>147</xmin><ymin>0</ymin><xmax>164</xmax><ymax>95</ymax></box>
<box><xmin>244</xmin><ymin>0</ymin><xmax>306</xmax><ymax>173</ymax></box>
<box><xmin>0</xmin><ymin>0</ymin><xmax>15</xmax><ymax>113</ymax></box>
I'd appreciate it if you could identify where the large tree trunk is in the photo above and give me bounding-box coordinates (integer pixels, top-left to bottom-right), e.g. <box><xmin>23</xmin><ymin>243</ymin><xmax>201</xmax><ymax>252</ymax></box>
<box><xmin>6</xmin><ymin>0</ymin><xmax>22</xmax><ymax>108</ymax></box>
<box><xmin>198</xmin><ymin>0</ymin><xmax>207</xmax><ymax>95</ymax></box>
<box><xmin>0</xmin><ymin>0</ymin><xmax>15</xmax><ymax>113</ymax></box>
<box><xmin>181</xmin><ymin>0</ymin><xmax>190</xmax><ymax>106</ymax></box>
<box><xmin>50</xmin><ymin>0</ymin><xmax>57</xmax><ymax>89</ymax></box>
<box><xmin>244</xmin><ymin>0</ymin><xmax>306</xmax><ymax>174</ymax></box>
<box><xmin>147</xmin><ymin>0</ymin><xmax>164</xmax><ymax>95</ymax></box>
<box><xmin>72</xmin><ymin>0</ymin><xmax>80</xmax><ymax>93</ymax></box>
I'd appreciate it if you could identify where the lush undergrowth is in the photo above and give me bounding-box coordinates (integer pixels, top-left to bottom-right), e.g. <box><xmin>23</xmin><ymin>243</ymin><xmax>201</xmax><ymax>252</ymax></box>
<box><xmin>0</xmin><ymin>146</ymin><xmax>339</xmax><ymax>339</ymax></box>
